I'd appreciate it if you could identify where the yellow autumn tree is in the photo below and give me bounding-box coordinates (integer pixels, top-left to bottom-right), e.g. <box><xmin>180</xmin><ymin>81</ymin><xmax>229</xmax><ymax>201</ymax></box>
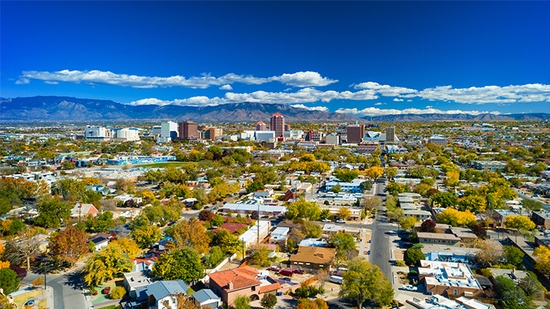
<box><xmin>364</xmin><ymin>166</ymin><xmax>384</xmax><ymax>180</ymax></box>
<box><xmin>533</xmin><ymin>246</ymin><xmax>550</xmax><ymax>276</ymax></box>
<box><xmin>437</xmin><ymin>208</ymin><xmax>476</xmax><ymax>227</ymax></box>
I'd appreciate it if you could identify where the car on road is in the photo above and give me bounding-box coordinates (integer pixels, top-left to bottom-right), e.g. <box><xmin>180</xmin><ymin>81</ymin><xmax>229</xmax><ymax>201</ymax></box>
<box><xmin>336</xmin><ymin>219</ymin><xmax>345</xmax><ymax>223</ymax></box>
<box><xmin>102</xmin><ymin>287</ymin><xmax>111</xmax><ymax>294</ymax></box>
<box><xmin>401</xmin><ymin>285</ymin><xmax>418</xmax><ymax>291</ymax></box>
<box><xmin>321</xmin><ymin>218</ymin><xmax>331</xmax><ymax>222</ymax></box>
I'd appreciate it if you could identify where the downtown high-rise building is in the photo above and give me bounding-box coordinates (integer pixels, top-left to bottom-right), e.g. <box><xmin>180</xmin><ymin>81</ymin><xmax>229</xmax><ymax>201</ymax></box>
<box><xmin>346</xmin><ymin>124</ymin><xmax>364</xmax><ymax>144</ymax></box>
<box><xmin>385</xmin><ymin>126</ymin><xmax>396</xmax><ymax>143</ymax></box>
<box><xmin>270</xmin><ymin>113</ymin><xmax>285</xmax><ymax>139</ymax></box>
<box><xmin>178</xmin><ymin>121</ymin><xmax>199</xmax><ymax>140</ymax></box>
<box><xmin>256</xmin><ymin>120</ymin><xmax>267</xmax><ymax>131</ymax></box>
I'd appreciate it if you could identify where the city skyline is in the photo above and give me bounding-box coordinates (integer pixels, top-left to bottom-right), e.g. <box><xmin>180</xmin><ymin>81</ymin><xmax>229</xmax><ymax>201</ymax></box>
<box><xmin>2</xmin><ymin>1</ymin><xmax>550</xmax><ymax>117</ymax></box>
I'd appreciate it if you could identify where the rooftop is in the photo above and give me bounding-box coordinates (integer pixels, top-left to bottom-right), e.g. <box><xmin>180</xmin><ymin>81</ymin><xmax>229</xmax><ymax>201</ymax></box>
<box><xmin>419</xmin><ymin>260</ymin><xmax>481</xmax><ymax>290</ymax></box>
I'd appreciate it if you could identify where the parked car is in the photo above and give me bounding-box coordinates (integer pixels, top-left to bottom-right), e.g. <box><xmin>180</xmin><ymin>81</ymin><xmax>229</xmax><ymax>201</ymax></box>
<box><xmin>329</xmin><ymin>275</ymin><xmax>343</xmax><ymax>284</ymax></box>
<box><xmin>281</xmin><ymin>277</ymin><xmax>292</xmax><ymax>282</ymax></box>
<box><xmin>267</xmin><ymin>266</ymin><xmax>280</xmax><ymax>272</ymax></box>
<box><xmin>279</xmin><ymin>269</ymin><xmax>294</xmax><ymax>276</ymax></box>
<box><xmin>336</xmin><ymin>219</ymin><xmax>345</xmax><ymax>223</ymax></box>
<box><xmin>401</xmin><ymin>285</ymin><xmax>417</xmax><ymax>291</ymax></box>
<box><xmin>293</xmin><ymin>268</ymin><xmax>304</xmax><ymax>274</ymax></box>
<box><xmin>102</xmin><ymin>287</ymin><xmax>111</xmax><ymax>294</ymax></box>
<box><xmin>321</xmin><ymin>218</ymin><xmax>331</xmax><ymax>222</ymax></box>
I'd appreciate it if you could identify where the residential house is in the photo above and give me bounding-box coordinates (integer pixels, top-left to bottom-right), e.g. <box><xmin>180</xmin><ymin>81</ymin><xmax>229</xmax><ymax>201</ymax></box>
<box><xmin>71</xmin><ymin>203</ymin><xmax>99</xmax><ymax>219</ymax></box>
<box><xmin>88</xmin><ymin>233</ymin><xmax>113</xmax><ymax>251</ymax></box>
<box><xmin>531</xmin><ymin>211</ymin><xmax>550</xmax><ymax>229</ymax></box>
<box><xmin>269</xmin><ymin>226</ymin><xmax>290</xmax><ymax>247</ymax></box>
<box><xmin>289</xmin><ymin>247</ymin><xmax>336</xmax><ymax>272</ymax></box>
<box><xmin>321</xmin><ymin>224</ymin><xmax>361</xmax><ymax>239</ymax></box>
<box><xmin>419</xmin><ymin>260</ymin><xmax>483</xmax><ymax>298</ymax></box>
<box><xmin>192</xmin><ymin>289</ymin><xmax>221</xmax><ymax>309</ymax></box>
<box><xmin>124</xmin><ymin>271</ymin><xmax>153</xmax><ymax>299</ymax></box>
<box><xmin>208</xmin><ymin>266</ymin><xmax>281</xmax><ymax>306</ymax></box>
<box><xmin>131</xmin><ymin>280</ymin><xmax>188</xmax><ymax>309</ymax></box>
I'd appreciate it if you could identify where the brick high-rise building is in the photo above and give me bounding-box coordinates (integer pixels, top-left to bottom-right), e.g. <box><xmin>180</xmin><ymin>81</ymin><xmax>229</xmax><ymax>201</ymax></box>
<box><xmin>270</xmin><ymin>113</ymin><xmax>285</xmax><ymax>139</ymax></box>
<box><xmin>256</xmin><ymin>120</ymin><xmax>267</xmax><ymax>131</ymax></box>
<box><xmin>346</xmin><ymin>124</ymin><xmax>363</xmax><ymax>144</ymax></box>
<box><xmin>386</xmin><ymin>126</ymin><xmax>396</xmax><ymax>143</ymax></box>
<box><xmin>178</xmin><ymin>121</ymin><xmax>199</xmax><ymax>140</ymax></box>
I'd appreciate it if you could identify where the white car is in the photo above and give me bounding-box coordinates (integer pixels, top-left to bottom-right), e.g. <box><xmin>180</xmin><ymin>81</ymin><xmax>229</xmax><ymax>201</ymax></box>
<box><xmin>402</xmin><ymin>285</ymin><xmax>418</xmax><ymax>291</ymax></box>
<box><xmin>321</xmin><ymin>218</ymin><xmax>331</xmax><ymax>222</ymax></box>
<box><xmin>336</xmin><ymin>219</ymin><xmax>345</xmax><ymax>223</ymax></box>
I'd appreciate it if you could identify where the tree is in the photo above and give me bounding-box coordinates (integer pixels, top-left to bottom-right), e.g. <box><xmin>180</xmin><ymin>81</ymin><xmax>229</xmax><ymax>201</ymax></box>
<box><xmin>431</xmin><ymin>192</ymin><xmax>458</xmax><ymax>208</ymax></box>
<box><xmin>48</xmin><ymin>226</ymin><xmax>89</xmax><ymax>266</ymax></box>
<box><xmin>337</xmin><ymin>207</ymin><xmax>352</xmax><ymax>220</ymax></box>
<box><xmin>260</xmin><ymin>293</ymin><xmax>277</xmax><ymax>309</ymax></box>
<box><xmin>504</xmin><ymin>215</ymin><xmax>536</xmax><ymax>241</ymax></box>
<box><xmin>152</xmin><ymin>247</ymin><xmax>204</xmax><ymax>283</ymax></box>
<box><xmin>504</xmin><ymin>245</ymin><xmax>525</xmax><ymax>266</ymax></box>
<box><xmin>296</xmin><ymin>298</ymin><xmax>328</xmax><ymax>309</ymax></box>
<box><xmin>330</xmin><ymin>232</ymin><xmax>357</xmax><ymax>262</ymax></box>
<box><xmin>84</xmin><ymin>245</ymin><xmax>132</xmax><ymax>287</ymax></box>
<box><xmin>34</xmin><ymin>195</ymin><xmax>72</xmax><ymax>228</ymax></box>
<box><xmin>211</xmin><ymin>214</ymin><xmax>224</xmax><ymax>227</ymax></box>
<box><xmin>364</xmin><ymin>166</ymin><xmax>384</xmax><ymax>180</ymax></box>
<box><xmin>108</xmin><ymin>238</ymin><xmax>141</xmax><ymax>259</ymax></box>
<box><xmin>0</xmin><ymin>268</ymin><xmax>19</xmax><ymax>295</ymax></box>
<box><xmin>233</xmin><ymin>295</ymin><xmax>250</xmax><ymax>309</ymax></box>
<box><xmin>0</xmin><ymin>294</ymin><xmax>16</xmax><ymax>309</ymax></box>
<box><xmin>437</xmin><ymin>208</ymin><xmax>476</xmax><ymax>227</ymax></box>
<box><xmin>399</xmin><ymin>216</ymin><xmax>418</xmax><ymax>232</ymax></box>
<box><xmin>404</xmin><ymin>247</ymin><xmax>425</xmax><ymax>266</ymax></box>
<box><xmin>474</xmin><ymin>239</ymin><xmax>504</xmax><ymax>267</ymax></box>
<box><xmin>384</xmin><ymin>167</ymin><xmax>398</xmax><ymax>180</ymax></box>
<box><xmin>129</xmin><ymin>214</ymin><xmax>162</xmax><ymax>248</ymax></box>
<box><xmin>286</xmin><ymin>199</ymin><xmax>321</xmax><ymax>221</ymax></box>
<box><xmin>212</xmin><ymin>228</ymin><xmax>243</xmax><ymax>255</ymax></box>
<box><xmin>206</xmin><ymin>246</ymin><xmax>225</xmax><ymax>268</ymax></box>
<box><xmin>340</xmin><ymin>257</ymin><xmax>394</xmax><ymax>309</ymax></box>
<box><xmin>385</xmin><ymin>182</ymin><xmax>406</xmax><ymax>195</ymax></box>
<box><xmin>494</xmin><ymin>275</ymin><xmax>534</xmax><ymax>309</ymax></box>
<box><xmin>533</xmin><ymin>246</ymin><xmax>550</xmax><ymax>276</ymax></box>
<box><xmin>330</xmin><ymin>185</ymin><xmax>342</xmax><ymax>193</ymax></box>
<box><xmin>109</xmin><ymin>286</ymin><xmax>127</xmax><ymax>299</ymax></box>
<box><xmin>521</xmin><ymin>199</ymin><xmax>543</xmax><ymax>211</ymax></box>
<box><xmin>3</xmin><ymin>236</ymin><xmax>40</xmax><ymax>270</ymax></box>
<box><xmin>249</xmin><ymin>246</ymin><xmax>271</xmax><ymax>267</ymax></box>
<box><xmin>333</xmin><ymin>169</ymin><xmax>359</xmax><ymax>182</ymax></box>
<box><xmin>420</xmin><ymin>219</ymin><xmax>436</xmax><ymax>232</ymax></box>
<box><xmin>199</xmin><ymin>210</ymin><xmax>214</xmax><ymax>221</ymax></box>
<box><xmin>301</xmin><ymin>220</ymin><xmax>322</xmax><ymax>238</ymax></box>
<box><xmin>172</xmin><ymin>218</ymin><xmax>211</xmax><ymax>255</ymax></box>
<box><xmin>246</xmin><ymin>180</ymin><xmax>265</xmax><ymax>194</ymax></box>
<box><xmin>458</xmin><ymin>195</ymin><xmax>487</xmax><ymax>212</ymax></box>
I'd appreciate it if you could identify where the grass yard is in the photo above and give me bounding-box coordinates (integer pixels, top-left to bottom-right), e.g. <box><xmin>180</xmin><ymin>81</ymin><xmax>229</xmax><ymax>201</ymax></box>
<box><xmin>13</xmin><ymin>289</ymin><xmax>43</xmax><ymax>308</ymax></box>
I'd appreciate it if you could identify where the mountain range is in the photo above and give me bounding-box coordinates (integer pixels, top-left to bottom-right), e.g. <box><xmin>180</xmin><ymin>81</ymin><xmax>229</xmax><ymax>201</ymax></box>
<box><xmin>0</xmin><ymin>96</ymin><xmax>549</xmax><ymax>123</ymax></box>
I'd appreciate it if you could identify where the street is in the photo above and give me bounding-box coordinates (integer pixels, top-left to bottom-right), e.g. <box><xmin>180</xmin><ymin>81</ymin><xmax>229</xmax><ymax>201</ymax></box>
<box><xmin>48</xmin><ymin>270</ymin><xmax>87</xmax><ymax>309</ymax></box>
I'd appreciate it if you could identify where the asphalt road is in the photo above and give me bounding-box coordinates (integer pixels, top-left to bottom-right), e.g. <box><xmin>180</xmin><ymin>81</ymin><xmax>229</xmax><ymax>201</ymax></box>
<box><xmin>48</xmin><ymin>270</ymin><xmax>87</xmax><ymax>309</ymax></box>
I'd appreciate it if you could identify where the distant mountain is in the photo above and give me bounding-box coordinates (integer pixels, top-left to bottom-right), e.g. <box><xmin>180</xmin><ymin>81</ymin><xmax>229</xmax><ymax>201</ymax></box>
<box><xmin>361</xmin><ymin>113</ymin><xmax>550</xmax><ymax>122</ymax></box>
<box><xmin>1</xmin><ymin>96</ymin><xmax>548</xmax><ymax>123</ymax></box>
<box><xmin>0</xmin><ymin>96</ymin><xmax>360</xmax><ymax>123</ymax></box>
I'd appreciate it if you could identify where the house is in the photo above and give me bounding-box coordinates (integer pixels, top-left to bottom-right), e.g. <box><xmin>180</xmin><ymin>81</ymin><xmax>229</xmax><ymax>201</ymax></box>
<box><xmin>268</xmin><ymin>226</ymin><xmax>290</xmax><ymax>247</ymax></box>
<box><xmin>124</xmin><ymin>271</ymin><xmax>153</xmax><ymax>299</ymax></box>
<box><xmin>322</xmin><ymin>224</ymin><xmax>361</xmax><ymax>239</ymax></box>
<box><xmin>208</xmin><ymin>266</ymin><xmax>281</xmax><ymax>306</ymax></box>
<box><xmin>132</xmin><ymin>280</ymin><xmax>188</xmax><ymax>309</ymax></box>
<box><xmin>88</xmin><ymin>233</ymin><xmax>113</xmax><ymax>251</ymax></box>
<box><xmin>418</xmin><ymin>260</ymin><xmax>483</xmax><ymax>298</ymax></box>
<box><xmin>417</xmin><ymin>232</ymin><xmax>461</xmax><ymax>246</ymax></box>
<box><xmin>531</xmin><ymin>211</ymin><xmax>550</xmax><ymax>229</ymax></box>
<box><xmin>71</xmin><ymin>203</ymin><xmax>99</xmax><ymax>219</ymax></box>
<box><xmin>289</xmin><ymin>247</ymin><xmax>336</xmax><ymax>272</ymax></box>
<box><xmin>324</xmin><ymin>178</ymin><xmax>365</xmax><ymax>193</ymax></box>
<box><xmin>403</xmin><ymin>209</ymin><xmax>432</xmax><ymax>221</ymax></box>
<box><xmin>192</xmin><ymin>289</ymin><xmax>221</xmax><ymax>309</ymax></box>
<box><xmin>406</xmin><ymin>294</ymin><xmax>492</xmax><ymax>309</ymax></box>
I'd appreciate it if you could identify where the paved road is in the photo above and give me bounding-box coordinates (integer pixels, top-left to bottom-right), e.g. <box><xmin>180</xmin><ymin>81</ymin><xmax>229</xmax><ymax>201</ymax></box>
<box><xmin>48</xmin><ymin>270</ymin><xmax>87</xmax><ymax>309</ymax></box>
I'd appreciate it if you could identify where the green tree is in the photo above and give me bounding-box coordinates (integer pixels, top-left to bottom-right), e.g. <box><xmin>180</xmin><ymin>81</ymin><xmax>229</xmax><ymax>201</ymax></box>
<box><xmin>151</xmin><ymin>247</ymin><xmax>204</xmax><ymax>283</ymax></box>
<box><xmin>233</xmin><ymin>295</ymin><xmax>250</xmax><ymax>309</ymax></box>
<box><xmin>206</xmin><ymin>246</ymin><xmax>225</xmax><ymax>268</ymax></box>
<box><xmin>249</xmin><ymin>246</ymin><xmax>271</xmax><ymax>267</ymax></box>
<box><xmin>399</xmin><ymin>216</ymin><xmax>418</xmax><ymax>232</ymax></box>
<box><xmin>458</xmin><ymin>195</ymin><xmax>486</xmax><ymax>212</ymax></box>
<box><xmin>521</xmin><ymin>199</ymin><xmax>543</xmax><ymax>211</ymax></box>
<box><xmin>286</xmin><ymin>199</ymin><xmax>321</xmax><ymax>221</ymax></box>
<box><xmin>129</xmin><ymin>214</ymin><xmax>162</xmax><ymax>248</ymax></box>
<box><xmin>384</xmin><ymin>167</ymin><xmax>398</xmax><ymax>180</ymax></box>
<box><xmin>333</xmin><ymin>169</ymin><xmax>359</xmax><ymax>182</ymax></box>
<box><xmin>504</xmin><ymin>215</ymin><xmax>536</xmax><ymax>241</ymax></box>
<box><xmin>260</xmin><ymin>293</ymin><xmax>277</xmax><ymax>309</ymax></box>
<box><xmin>504</xmin><ymin>245</ymin><xmax>525</xmax><ymax>266</ymax></box>
<box><xmin>212</xmin><ymin>228</ymin><xmax>243</xmax><ymax>255</ymax></box>
<box><xmin>431</xmin><ymin>191</ymin><xmax>458</xmax><ymax>208</ymax></box>
<box><xmin>404</xmin><ymin>247</ymin><xmax>425</xmax><ymax>266</ymax></box>
<box><xmin>172</xmin><ymin>218</ymin><xmax>211</xmax><ymax>255</ymax></box>
<box><xmin>385</xmin><ymin>182</ymin><xmax>406</xmax><ymax>195</ymax></box>
<box><xmin>330</xmin><ymin>232</ymin><xmax>357</xmax><ymax>262</ymax></box>
<box><xmin>109</xmin><ymin>286</ymin><xmax>127</xmax><ymax>299</ymax></box>
<box><xmin>301</xmin><ymin>220</ymin><xmax>322</xmax><ymax>238</ymax></box>
<box><xmin>340</xmin><ymin>257</ymin><xmax>394</xmax><ymax>309</ymax></box>
<box><xmin>494</xmin><ymin>275</ymin><xmax>534</xmax><ymax>309</ymax></box>
<box><xmin>34</xmin><ymin>195</ymin><xmax>72</xmax><ymax>228</ymax></box>
<box><xmin>0</xmin><ymin>268</ymin><xmax>20</xmax><ymax>295</ymax></box>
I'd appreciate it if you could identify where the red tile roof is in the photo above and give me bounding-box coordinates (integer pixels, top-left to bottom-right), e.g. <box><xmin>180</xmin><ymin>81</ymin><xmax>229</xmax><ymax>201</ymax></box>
<box><xmin>209</xmin><ymin>266</ymin><xmax>261</xmax><ymax>291</ymax></box>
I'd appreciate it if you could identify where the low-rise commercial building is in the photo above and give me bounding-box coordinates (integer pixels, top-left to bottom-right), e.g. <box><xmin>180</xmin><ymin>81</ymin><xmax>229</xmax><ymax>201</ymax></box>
<box><xmin>419</xmin><ymin>260</ymin><xmax>483</xmax><ymax>298</ymax></box>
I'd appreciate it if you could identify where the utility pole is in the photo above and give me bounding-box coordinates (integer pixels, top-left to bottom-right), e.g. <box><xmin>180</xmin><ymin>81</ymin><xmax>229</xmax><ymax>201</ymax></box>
<box><xmin>257</xmin><ymin>202</ymin><xmax>260</xmax><ymax>245</ymax></box>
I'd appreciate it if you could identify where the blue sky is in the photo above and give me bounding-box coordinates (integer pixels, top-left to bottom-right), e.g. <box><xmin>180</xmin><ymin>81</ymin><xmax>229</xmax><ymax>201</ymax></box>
<box><xmin>2</xmin><ymin>1</ymin><xmax>550</xmax><ymax>116</ymax></box>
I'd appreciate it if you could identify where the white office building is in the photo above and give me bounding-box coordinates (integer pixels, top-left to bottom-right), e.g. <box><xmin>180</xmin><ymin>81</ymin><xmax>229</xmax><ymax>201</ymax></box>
<box><xmin>84</xmin><ymin>125</ymin><xmax>111</xmax><ymax>141</ymax></box>
<box><xmin>158</xmin><ymin>121</ymin><xmax>178</xmax><ymax>143</ymax></box>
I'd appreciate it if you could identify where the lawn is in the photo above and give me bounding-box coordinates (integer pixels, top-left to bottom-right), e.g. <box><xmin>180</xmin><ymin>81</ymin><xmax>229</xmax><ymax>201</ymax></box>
<box><xmin>13</xmin><ymin>289</ymin><xmax>43</xmax><ymax>308</ymax></box>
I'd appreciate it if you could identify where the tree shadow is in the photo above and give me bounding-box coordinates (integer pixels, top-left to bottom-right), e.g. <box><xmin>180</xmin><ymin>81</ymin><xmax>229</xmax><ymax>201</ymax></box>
<box><xmin>64</xmin><ymin>270</ymin><xmax>86</xmax><ymax>290</ymax></box>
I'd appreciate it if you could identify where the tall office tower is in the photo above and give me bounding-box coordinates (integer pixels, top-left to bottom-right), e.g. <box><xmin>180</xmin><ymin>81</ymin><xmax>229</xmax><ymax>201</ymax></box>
<box><xmin>256</xmin><ymin>120</ymin><xmax>267</xmax><ymax>131</ymax></box>
<box><xmin>204</xmin><ymin>127</ymin><xmax>223</xmax><ymax>140</ymax></box>
<box><xmin>270</xmin><ymin>113</ymin><xmax>285</xmax><ymax>139</ymax></box>
<box><xmin>346</xmin><ymin>124</ymin><xmax>363</xmax><ymax>144</ymax></box>
<box><xmin>178</xmin><ymin>121</ymin><xmax>199</xmax><ymax>140</ymax></box>
<box><xmin>386</xmin><ymin>126</ymin><xmax>396</xmax><ymax>143</ymax></box>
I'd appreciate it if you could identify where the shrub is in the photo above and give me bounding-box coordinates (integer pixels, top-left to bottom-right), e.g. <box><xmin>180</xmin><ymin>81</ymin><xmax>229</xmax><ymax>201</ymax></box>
<box><xmin>396</xmin><ymin>260</ymin><xmax>407</xmax><ymax>267</ymax></box>
<box><xmin>109</xmin><ymin>286</ymin><xmax>127</xmax><ymax>299</ymax></box>
<box><xmin>90</xmin><ymin>287</ymin><xmax>98</xmax><ymax>295</ymax></box>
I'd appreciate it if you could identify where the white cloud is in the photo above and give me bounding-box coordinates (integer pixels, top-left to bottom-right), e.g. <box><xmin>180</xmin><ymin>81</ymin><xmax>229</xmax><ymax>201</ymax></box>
<box><xmin>291</xmin><ymin>104</ymin><xmax>329</xmax><ymax>112</ymax></box>
<box><xmin>272</xmin><ymin>71</ymin><xmax>337</xmax><ymax>87</ymax></box>
<box><xmin>17</xmin><ymin>69</ymin><xmax>337</xmax><ymax>89</ymax></box>
<box><xmin>374</xmin><ymin>102</ymin><xmax>385</xmax><ymax>106</ymax></box>
<box><xmin>15</xmin><ymin>78</ymin><xmax>29</xmax><ymax>84</ymax></box>
<box><xmin>354</xmin><ymin>81</ymin><xmax>417</xmax><ymax>96</ymax></box>
<box><xmin>220</xmin><ymin>84</ymin><xmax>233</xmax><ymax>90</ymax></box>
<box><xmin>393</xmin><ymin>98</ymin><xmax>404</xmax><ymax>102</ymax></box>
<box><xmin>335</xmin><ymin>107</ymin><xmax>502</xmax><ymax>117</ymax></box>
